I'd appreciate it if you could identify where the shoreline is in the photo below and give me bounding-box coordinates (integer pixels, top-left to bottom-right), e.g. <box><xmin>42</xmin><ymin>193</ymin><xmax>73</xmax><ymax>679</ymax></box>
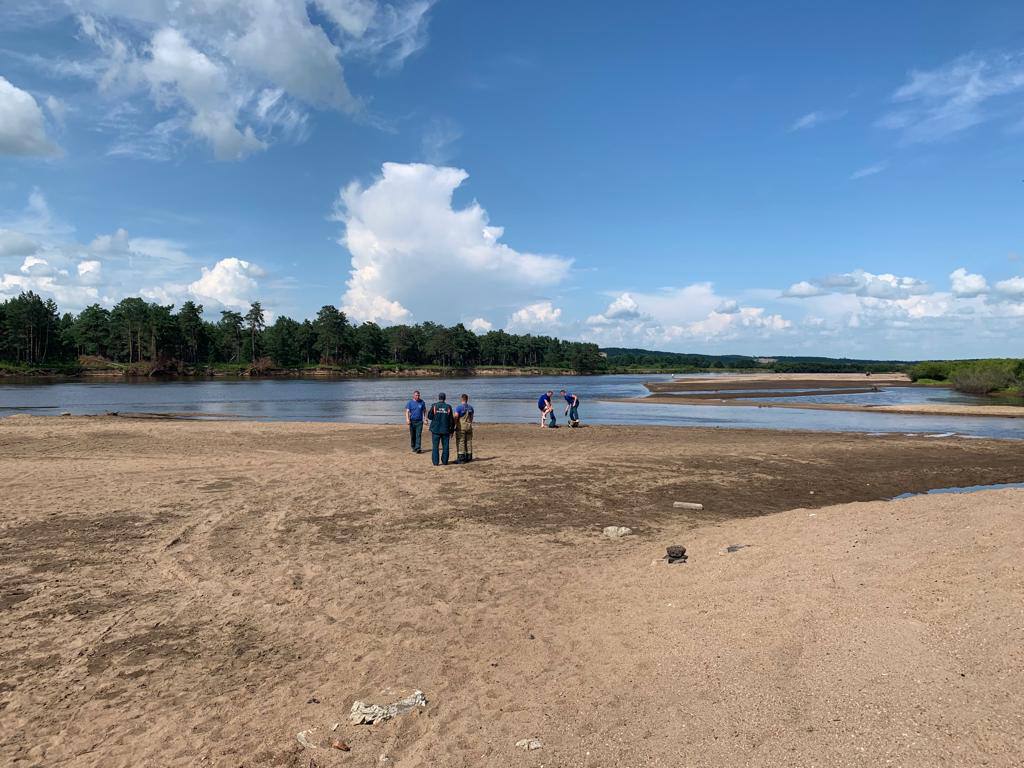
<box><xmin>632</xmin><ymin>371</ymin><xmax>1024</xmax><ymax>419</ymax></box>
<box><xmin>617</xmin><ymin>394</ymin><xmax>1024</xmax><ymax>418</ymax></box>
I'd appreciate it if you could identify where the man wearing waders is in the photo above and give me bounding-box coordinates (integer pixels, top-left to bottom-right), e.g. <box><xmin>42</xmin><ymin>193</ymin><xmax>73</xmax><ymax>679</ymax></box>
<box><xmin>561</xmin><ymin>389</ymin><xmax>580</xmax><ymax>427</ymax></box>
<box><xmin>427</xmin><ymin>392</ymin><xmax>455</xmax><ymax>466</ymax></box>
<box><xmin>455</xmin><ymin>393</ymin><xmax>474</xmax><ymax>463</ymax></box>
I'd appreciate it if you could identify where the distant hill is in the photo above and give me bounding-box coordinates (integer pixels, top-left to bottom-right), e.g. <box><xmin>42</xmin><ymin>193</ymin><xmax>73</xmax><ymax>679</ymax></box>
<box><xmin>599</xmin><ymin>347</ymin><xmax>913</xmax><ymax>373</ymax></box>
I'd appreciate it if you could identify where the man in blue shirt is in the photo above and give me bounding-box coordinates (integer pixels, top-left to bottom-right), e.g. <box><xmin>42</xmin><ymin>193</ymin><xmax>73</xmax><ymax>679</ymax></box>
<box><xmin>561</xmin><ymin>389</ymin><xmax>581</xmax><ymax>427</ymax></box>
<box><xmin>427</xmin><ymin>392</ymin><xmax>455</xmax><ymax>466</ymax></box>
<box><xmin>405</xmin><ymin>390</ymin><xmax>427</xmax><ymax>453</ymax></box>
<box><xmin>537</xmin><ymin>391</ymin><xmax>553</xmax><ymax>427</ymax></box>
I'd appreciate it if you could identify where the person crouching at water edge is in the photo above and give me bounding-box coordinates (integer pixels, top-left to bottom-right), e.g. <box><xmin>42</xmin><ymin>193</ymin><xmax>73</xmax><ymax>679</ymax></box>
<box><xmin>455</xmin><ymin>393</ymin><xmax>474</xmax><ymax>463</ymax></box>
<box><xmin>405</xmin><ymin>389</ymin><xmax>427</xmax><ymax>453</ymax></box>
<box><xmin>537</xmin><ymin>390</ymin><xmax>554</xmax><ymax>428</ymax></box>
<box><xmin>427</xmin><ymin>392</ymin><xmax>456</xmax><ymax>466</ymax></box>
<box><xmin>561</xmin><ymin>389</ymin><xmax>580</xmax><ymax>427</ymax></box>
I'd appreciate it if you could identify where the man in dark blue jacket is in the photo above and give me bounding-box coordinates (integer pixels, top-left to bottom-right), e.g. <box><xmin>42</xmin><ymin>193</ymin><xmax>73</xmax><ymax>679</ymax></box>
<box><xmin>427</xmin><ymin>392</ymin><xmax>455</xmax><ymax>466</ymax></box>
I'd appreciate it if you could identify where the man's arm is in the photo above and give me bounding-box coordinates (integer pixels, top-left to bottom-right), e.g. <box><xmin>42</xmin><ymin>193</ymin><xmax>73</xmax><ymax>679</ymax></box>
<box><xmin>405</xmin><ymin>406</ymin><xmax>411</xmax><ymax>425</ymax></box>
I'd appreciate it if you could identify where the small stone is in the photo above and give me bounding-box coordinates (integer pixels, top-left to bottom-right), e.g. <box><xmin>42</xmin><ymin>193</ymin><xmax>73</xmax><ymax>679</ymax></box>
<box><xmin>665</xmin><ymin>545</ymin><xmax>688</xmax><ymax>564</ymax></box>
<box><xmin>332</xmin><ymin>740</ymin><xmax>350</xmax><ymax>751</ymax></box>
<box><xmin>516</xmin><ymin>738</ymin><xmax>543</xmax><ymax>750</ymax></box>
<box><xmin>603</xmin><ymin>525</ymin><xmax>632</xmax><ymax>539</ymax></box>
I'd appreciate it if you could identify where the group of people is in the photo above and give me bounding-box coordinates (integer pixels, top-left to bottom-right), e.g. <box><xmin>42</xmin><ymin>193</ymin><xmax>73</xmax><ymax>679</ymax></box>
<box><xmin>405</xmin><ymin>390</ymin><xmax>474</xmax><ymax>466</ymax></box>
<box><xmin>404</xmin><ymin>387</ymin><xmax>582</xmax><ymax>467</ymax></box>
<box><xmin>537</xmin><ymin>389</ymin><xmax>581</xmax><ymax>428</ymax></box>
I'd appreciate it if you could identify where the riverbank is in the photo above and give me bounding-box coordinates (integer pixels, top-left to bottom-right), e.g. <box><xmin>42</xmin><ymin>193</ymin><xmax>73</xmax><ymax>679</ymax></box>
<box><xmin>633</xmin><ymin>372</ymin><xmax>1024</xmax><ymax>418</ymax></box>
<box><xmin>2</xmin><ymin>418</ymin><xmax>1023</xmax><ymax>766</ymax></box>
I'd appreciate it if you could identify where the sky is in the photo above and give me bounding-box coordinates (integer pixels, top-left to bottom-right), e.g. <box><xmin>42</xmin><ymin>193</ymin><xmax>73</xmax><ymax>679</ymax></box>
<box><xmin>1</xmin><ymin>1</ymin><xmax>1023</xmax><ymax>359</ymax></box>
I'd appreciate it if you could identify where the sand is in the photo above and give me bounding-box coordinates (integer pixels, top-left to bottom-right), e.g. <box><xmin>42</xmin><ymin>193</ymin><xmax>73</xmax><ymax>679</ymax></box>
<box><xmin>634</xmin><ymin>373</ymin><xmax>1024</xmax><ymax>418</ymax></box>
<box><xmin>2</xmin><ymin>417</ymin><xmax>1023</xmax><ymax>767</ymax></box>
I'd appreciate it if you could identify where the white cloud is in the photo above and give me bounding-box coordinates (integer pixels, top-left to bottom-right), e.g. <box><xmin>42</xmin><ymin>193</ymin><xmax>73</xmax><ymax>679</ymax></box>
<box><xmin>77</xmin><ymin>259</ymin><xmax>102</xmax><ymax>283</ymax></box>
<box><xmin>20</xmin><ymin>255</ymin><xmax>51</xmax><ymax>275</ymax></box>
<box><xmin>995</xmin><ymin>275</ymin><xmax>1024</xmax><ymax>296</ymax></box>
<box><xmin>786</xmin><ymin>269</ymin><xmax>929</xmax><ymax>300</ymax></box>
<box><xmin>782</xmin><ymin>280</ymin><xmax>826</xmax><ymax>298</ymax></box>
<box><xmin>949</xmin><ymin>267</ymin><xmax>988</xmax><ymax>297</ymax></box>
<box><xmin>509</xmin><ymin>301</ymin><xmax>562</xmax><ymax>328</ymax></box>
<box><xmin>584</xmin><ymin>285</ymin><xmax>791</xmax><ymax>347</ymax></box>
<box><xmin>187</xmin><ymin>257</ymin><xmax>264</xmax><ymax>310</ymax></box>
<box><xmin>0</xmin><ymin>76</ymin><xmax>61</xmax><ymax>156</ymax></box>
<box><xmin>17</xmin><ymin>1</ymin><xmax>436</xmax><ymax>160</ymax></box>
<box><xmin>879</xmin><ymin>52</ymin><xmax>1024</xmax><ymax>142</ymax></box>
<box><xmin>144</xmin><ymin>27</ymin><xmax>265</xmax><ymax>160</ymax></box>
<box><xmin>335</xmin><ymin>162</ymin><xmax>572</xmax><ymax>324</ymax></box>
<box><xmin>850</xmin><ymin>162</ymin><xmax>887</xmax><ymax>180</ymax></box>
<box><xmin>466</xmin><ymin>317</ymin><xmax>493</xmax><ymax>333</ymax></box>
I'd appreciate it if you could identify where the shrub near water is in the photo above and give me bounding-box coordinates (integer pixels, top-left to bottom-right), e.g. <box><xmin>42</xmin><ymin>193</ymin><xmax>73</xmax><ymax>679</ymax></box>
<box><xmin>948</xmin><ymin>360</ymin><xmax>1021</xmax><ymax>395</ymax></box>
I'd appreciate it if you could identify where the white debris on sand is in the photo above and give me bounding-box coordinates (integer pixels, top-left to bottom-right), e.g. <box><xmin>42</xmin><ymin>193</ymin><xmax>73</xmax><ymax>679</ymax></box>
<box><xmin>349</xmin><ymin>690</ymin><xmax>428</xmax><ymax>725</ymax></box>
<box><xmin>603</xmin><ymin>526</ymin><xmax>632</xmax><ymax>539</ymax></box>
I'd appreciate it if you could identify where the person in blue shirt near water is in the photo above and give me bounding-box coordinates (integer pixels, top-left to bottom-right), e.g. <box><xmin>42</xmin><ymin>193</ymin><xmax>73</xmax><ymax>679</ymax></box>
<box><xmin>405</xmin><ymin>390</ymin><xmax>427</xmax><ymax>453</ymax></box>
<box><xmin>537</xmin><ymin>390</ymin><xmax>554</xmax><ymax>428</ymax></box>
<box><xmin>561</xmin><ymin>389</ymin><xmax>580</xmax><ymax>427</ymax></box>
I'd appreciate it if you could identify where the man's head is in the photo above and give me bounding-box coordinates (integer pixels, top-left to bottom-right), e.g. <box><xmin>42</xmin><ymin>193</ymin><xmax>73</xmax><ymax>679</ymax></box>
<box><xmin>412</xmin><ymin>390</ymin><xmax>421</xmax><ymax>401</ymax></box>
<box><xmin>560</xmin><ymin>389</ymin><xmax>566</xmax><ymax>395</ymax></box>
<box><xmin>547</xmin><ymin>390</ymin><xmax>553</xmax><ymax>396</ymax></box>
<box><xmin>438</xmin><ymin>392</ymin><xmax>446</xmax><ymax>402</ymax></box>
<box><xmin>460</xmin><ymin>393</ymin><xmax>469</xmax><ymax>403</ymax></box>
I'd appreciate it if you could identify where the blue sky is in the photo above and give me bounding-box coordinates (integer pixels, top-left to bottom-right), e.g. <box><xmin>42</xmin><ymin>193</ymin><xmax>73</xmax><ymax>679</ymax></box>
<box><xmin>1</xmin><ymin>1</ymin><xmax>1023</xmax><ymax>358</ymax></box>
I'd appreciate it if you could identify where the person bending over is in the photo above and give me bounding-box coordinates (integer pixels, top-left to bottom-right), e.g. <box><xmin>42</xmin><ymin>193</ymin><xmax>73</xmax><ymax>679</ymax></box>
<box><xmin>561</xmin><ymin>389</ymin><xmax>580</xmax><ymax>427</ymax></box>
<box><xmin>537</xmin><ymin>390</ymin><xmax>553</xmax><ymax>428</ymax></box>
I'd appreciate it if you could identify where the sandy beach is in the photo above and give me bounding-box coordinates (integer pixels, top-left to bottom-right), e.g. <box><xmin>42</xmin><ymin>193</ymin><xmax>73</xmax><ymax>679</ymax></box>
<box><xmin>2</xmin><ymin>417</ymin><xmax>1023</xmax><ymax>767</ymax></box>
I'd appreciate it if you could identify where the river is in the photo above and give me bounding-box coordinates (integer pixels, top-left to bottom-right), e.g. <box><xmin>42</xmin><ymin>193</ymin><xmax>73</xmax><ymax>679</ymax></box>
<box><xmin>1</xmin><ymin>374</ymin><xmax>1021</xmax><ymax>439</ymax></box>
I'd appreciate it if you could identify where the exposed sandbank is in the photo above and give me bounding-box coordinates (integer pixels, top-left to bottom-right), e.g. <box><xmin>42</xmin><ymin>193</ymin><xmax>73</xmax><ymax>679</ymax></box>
<box><xmin>2</xmin><ymin>418</ymin><xmax>1022</xmax><ymax>766</ymax></box>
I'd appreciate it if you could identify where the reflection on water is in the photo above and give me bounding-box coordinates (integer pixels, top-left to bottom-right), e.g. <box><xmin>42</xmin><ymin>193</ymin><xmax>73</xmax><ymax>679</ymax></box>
<box><xmin>0</xmin><ymin>375</ymin><xmax>1021</xmax><ymax>439</ymax></box>
<box><xmin>892</xmin><ymin>482</ymin><xmax>1024</xmax><ymax>500</ymax></box>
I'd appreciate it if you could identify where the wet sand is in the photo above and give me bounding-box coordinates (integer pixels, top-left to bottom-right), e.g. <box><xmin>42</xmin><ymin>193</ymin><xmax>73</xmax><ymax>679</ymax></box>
<box><xmin>2</xmin><ymin>417</ymin><xmax>1023</xmax><ymax>767</ymax></box>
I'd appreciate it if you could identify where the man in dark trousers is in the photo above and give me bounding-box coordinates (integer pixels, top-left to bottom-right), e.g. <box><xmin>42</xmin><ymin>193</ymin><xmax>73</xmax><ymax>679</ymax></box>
<box><xmin>405</xmin><ymin>389</ymin><xmax>427</xmax><ymax>453</ymax></box>
<box><xmin>561</xmin><ymin>389</ymin><xmax>580</xmax><ymax>427</ymax></box>
<box><xmin>427</xmin><ymin>392</ymin><xmax>455</xmax><ymax>466</ymax></box>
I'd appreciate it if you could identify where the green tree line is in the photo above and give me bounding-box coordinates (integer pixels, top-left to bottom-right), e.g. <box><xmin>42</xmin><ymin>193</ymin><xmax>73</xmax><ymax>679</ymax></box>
<box><xmin>0</xmin><ymin>292</ymin><xmax>608</xmax><ymax>373</ymax></box>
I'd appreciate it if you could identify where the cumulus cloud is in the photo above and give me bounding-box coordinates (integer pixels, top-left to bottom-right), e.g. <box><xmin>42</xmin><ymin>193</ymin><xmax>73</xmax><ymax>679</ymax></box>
<box><xmin>466</xmin><ymin>317</ymin><xmax>493</xmax><ymax>333</ymax></box>
<box><xmin>782</xmin><ymin>280</ymin><xmax>826</xmax><ymax>298</ymax></box>
<box><xmin>334</xmin><ymin>162</ymin><xmax>572</xmax><ymax>324</ymax></box>
<box><xmin>0</xmin><ymin>76</ymin><xmax>61</xmax><ymax>156</ymax></box>
<box><xmin>0</xmin><ymin>189</ymin><xmax>269</xmax><ymax>313</ymax></box>
<box><xmin>995</xmin><ymin>275</ymin><xmax>1024</xmax><ymax>297</ymax></box>
<box><xmin>17</xmin><ymin>1</ymin><xmax>436</xmax><ymax>159</ymax></box>
<box><xmin>879</xmin><ymin>52</ymin><xmax>1024</xmax><ymax>142</ymax></box>
<box><xmin>509</xmin><ymin>301</ymin><xmax>562</xmax><ymax>328</ymax></box>
<box><xmin>187</xmin><ymin>257</ymin><xmax>264</xmax><ymax>310</ymax></box>
<box><xmin>949</xmin><ymin>267</ymin><xmax>988</xmax><ymax>297</ymax></box>
<box><xmin>584</xmin><ymin>284</ymin><xmax>791</xmax><ymax>347</ymax></box>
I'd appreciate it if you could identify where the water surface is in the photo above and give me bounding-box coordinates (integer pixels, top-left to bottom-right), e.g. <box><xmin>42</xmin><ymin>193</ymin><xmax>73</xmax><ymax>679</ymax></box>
<box><xmin>1</xmin><ymin>375</ymin><xmax>1021</xmax><ymax>439</ymax></box>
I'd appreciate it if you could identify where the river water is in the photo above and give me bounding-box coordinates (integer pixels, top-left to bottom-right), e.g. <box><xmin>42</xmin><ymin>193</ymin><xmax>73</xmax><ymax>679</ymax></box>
<box><xmin>1</xmin><ymin>374</ymin><xmax>1021</xmax><ymax>439</ymax></box>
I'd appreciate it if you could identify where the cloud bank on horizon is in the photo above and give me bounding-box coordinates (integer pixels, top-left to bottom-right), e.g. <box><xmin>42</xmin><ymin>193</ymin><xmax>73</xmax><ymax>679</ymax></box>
<box><xmin>1</xmin><ymin>2</ymin><xmax>1023</xmax><ymax>358</ymax></box>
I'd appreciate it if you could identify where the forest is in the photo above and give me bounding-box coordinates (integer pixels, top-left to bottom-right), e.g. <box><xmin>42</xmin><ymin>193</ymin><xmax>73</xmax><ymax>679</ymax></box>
<box><xmin>0</xmin><ymin>292</ymin><xmax>608</xmax><ymax>374</ymax></box>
